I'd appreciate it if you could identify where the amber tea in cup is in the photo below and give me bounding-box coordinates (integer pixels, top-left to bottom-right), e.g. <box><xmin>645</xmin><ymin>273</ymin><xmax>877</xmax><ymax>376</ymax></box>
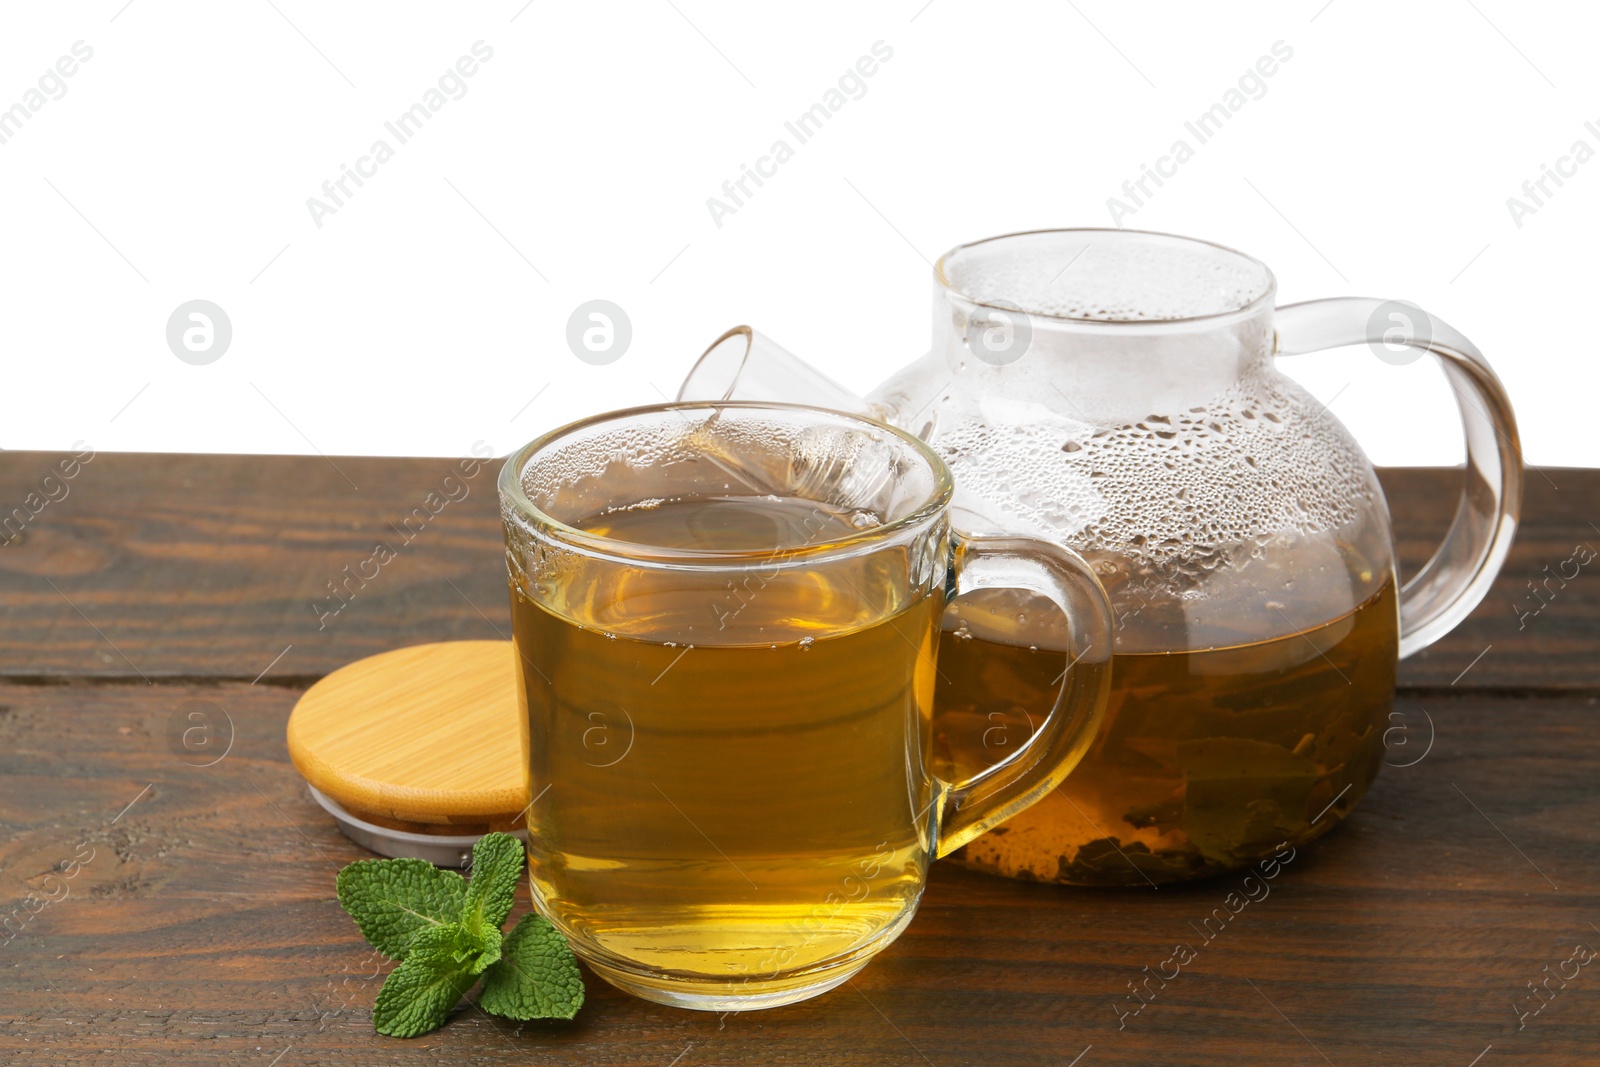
<box><xmin>499</xmin><ymin>402</ymin><xmax>1112</xmax><ymax>1009</ymax></box>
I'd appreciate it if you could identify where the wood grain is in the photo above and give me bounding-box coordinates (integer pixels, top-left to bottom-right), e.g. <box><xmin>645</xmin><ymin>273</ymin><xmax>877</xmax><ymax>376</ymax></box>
<box><xmin>0</xmin><ymin>680</ymin><xmax>1594</xmax><ymax>1064</ymax></box>
<box><xmin>0</xmin><ymin>453</ymin><xmax>1593</xmax><ymax>690</ymax></box>
<box><xmin>286</xmin><ymin>640</ymin><xmax>527</xmax><ymax>825</ymax></box>
<box><xmin>0</xmin><ymin>454</ymin><xmax>1596</xmax><ymax>1064</ymax></box>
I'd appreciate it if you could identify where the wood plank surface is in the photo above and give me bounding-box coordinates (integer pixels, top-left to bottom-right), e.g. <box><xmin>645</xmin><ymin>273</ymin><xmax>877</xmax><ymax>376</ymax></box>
<box><xmin>0</xmin><ymin>681</ymin><xmax>1594</xmax><ymax>1064</ymax></box>
<box><xmin>0</xmin><ymin>454</ymin><xmax>1596</xmax><ymax>1064</ymax></box>
<box><xmin>0</xmin><ymin>454</ymin><xmax>1593</xmax><ymax>690</ymax></box>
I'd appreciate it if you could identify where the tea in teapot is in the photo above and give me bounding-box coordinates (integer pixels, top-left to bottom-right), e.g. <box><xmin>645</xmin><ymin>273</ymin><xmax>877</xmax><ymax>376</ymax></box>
<box><xmin>933</xmin><ymin>567</ymin><xmax>1397</xmax><ymax>884</ymax></box>
<box><xmin>679</xmin><ymin>228</ymin><xmax>1521</xmax><ymax>885</ymax></box>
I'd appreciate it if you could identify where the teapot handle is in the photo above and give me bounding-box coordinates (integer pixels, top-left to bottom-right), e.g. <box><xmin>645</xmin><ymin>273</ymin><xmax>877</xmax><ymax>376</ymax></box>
<box><xmin>1274</xmin><ymin>297</ymin><xmax>1522</xmax><ymax>658</ymax></box>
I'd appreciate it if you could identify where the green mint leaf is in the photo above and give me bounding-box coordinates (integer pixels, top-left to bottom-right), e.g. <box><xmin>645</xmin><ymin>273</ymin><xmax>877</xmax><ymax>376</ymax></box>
<box><xmin>416</xmin><ymin>916</ymin><xmax>503</xmax><ymax>975</ymax></box>
<box><xmin>411</xmin><ymin>918</ymin><xmax>501</xmax><ymax>976</ymax></box>
<box><xmin>479</xmin><ymin>913</ymin><xmax>585</xmax><ymax>1021</ymax></box>
<box><xmin>470</xmin><ymin>938</ymin><xmax>502</xmax><ymax>975</ymax></box>
<box><xmin>336</xmin><ymin>857</ymin><xmax>466</xmax><ymax>960</ymax></box>
<box><xmin>460</xmin><ymin>920</ymin><xmax>503</xmax><ymax>976</ymax></box>
<box><xmin>462</xmin><ymin>832</ymin><xmax>524</xmax><ymax>936</ymax></box>
<box><xmin>372</xmin><ymin>925</ymin><xmax>479</xmax><ymax>1039</ymax></box>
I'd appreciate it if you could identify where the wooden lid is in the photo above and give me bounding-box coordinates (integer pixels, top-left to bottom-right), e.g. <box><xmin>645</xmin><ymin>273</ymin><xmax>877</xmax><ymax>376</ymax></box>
<box><xmin>287</xmin><ymin>641</ymin><xmax>529</xmax><ymax>828</ymax></box>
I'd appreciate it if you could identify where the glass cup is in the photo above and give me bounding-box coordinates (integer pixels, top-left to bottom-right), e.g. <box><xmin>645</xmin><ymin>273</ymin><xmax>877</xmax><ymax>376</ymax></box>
<box><xmin>498</xmin><ymin>401</ymin><xmax>1113</xmax><ymax>1009</ymax></box>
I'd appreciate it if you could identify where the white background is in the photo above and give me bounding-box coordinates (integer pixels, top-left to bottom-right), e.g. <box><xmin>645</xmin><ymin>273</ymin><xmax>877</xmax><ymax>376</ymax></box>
<box><xmin>1</xmin><ymin>0</ymin><xmax>1595</xmax><ymax>466</ymax></box>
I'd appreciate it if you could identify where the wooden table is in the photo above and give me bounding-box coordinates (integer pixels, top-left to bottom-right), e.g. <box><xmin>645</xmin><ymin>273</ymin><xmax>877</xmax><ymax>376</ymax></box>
<box><xmin>1</xmin><ymin>454</ymin><xmax>1595</xmax><ymax>1066</ymax></box>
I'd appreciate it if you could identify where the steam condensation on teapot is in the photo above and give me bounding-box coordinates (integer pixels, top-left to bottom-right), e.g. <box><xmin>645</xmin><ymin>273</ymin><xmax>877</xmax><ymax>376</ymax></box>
<box><xmin>886</xmin><ymin>232</ymin><xmax>1392</xmax><ymax>883</ymax></box>
<box><xmin>679</xmin><ymin>229</ymin><xmax>1522</xmax><ymax>885</ymax></box>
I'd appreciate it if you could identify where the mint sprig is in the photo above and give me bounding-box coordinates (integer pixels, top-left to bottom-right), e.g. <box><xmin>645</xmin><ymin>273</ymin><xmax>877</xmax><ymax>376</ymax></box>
<box><xmin>335</xmin><ymin>832</ymin><xmax>584</xmax><ymax>1038</ymax></box>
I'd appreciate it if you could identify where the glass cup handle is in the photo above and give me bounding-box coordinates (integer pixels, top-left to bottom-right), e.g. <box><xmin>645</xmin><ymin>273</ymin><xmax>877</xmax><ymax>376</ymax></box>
<box><xmin>932</xmin><ymin>532</ymin><xmax>1115</xmax><ymax>857</ymax></box>
<box><xmin>1274</xmin><ymin>297</ymin><xmax>1524</xmax><ymax>658</ymax></box>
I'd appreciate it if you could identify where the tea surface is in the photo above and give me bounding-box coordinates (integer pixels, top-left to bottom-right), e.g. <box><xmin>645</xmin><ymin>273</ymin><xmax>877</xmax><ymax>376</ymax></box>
<box><xmin>936</xmin><ymin>577</ymin><xmax>1398</xmax><ymax>884</ymax></box>
<box><xmin>512</xmin><ymin>495</ymin><xmax>942</xmax><ymax>992</ymax></box>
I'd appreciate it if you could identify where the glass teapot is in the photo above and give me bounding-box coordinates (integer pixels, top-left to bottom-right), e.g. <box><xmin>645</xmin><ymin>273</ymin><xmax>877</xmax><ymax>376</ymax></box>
<box><xmin>678</xmin><ymin>228</ymin><xmax>1521</xmax><ymax>886</ymax></box>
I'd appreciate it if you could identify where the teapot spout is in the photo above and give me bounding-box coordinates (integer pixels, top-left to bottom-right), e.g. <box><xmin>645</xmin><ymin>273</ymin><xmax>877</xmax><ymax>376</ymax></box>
<box><xmin>678</xmin><ymin>326</ymin><xmax>885</xmax><ymax>420</ymax></box>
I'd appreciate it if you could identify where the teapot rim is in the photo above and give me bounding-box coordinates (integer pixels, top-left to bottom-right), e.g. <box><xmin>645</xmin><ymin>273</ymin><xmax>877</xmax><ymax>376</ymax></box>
<box><xmin>935</xmin><ymin>227</ymin><xmax>1279</xmax><ymax>331</ymax></box>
